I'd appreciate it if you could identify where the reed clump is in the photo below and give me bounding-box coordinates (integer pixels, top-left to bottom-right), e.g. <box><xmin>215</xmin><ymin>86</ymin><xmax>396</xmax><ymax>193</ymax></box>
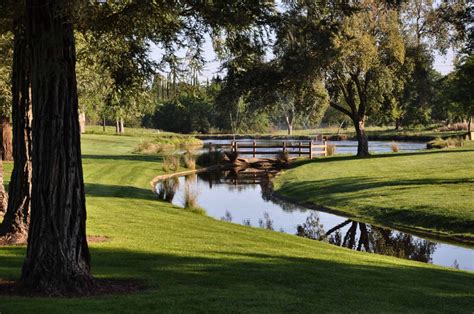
<box><xmin>326</xmin><ymin>144</ymin><xmax>336</xmax><ymax>156</ymax></box>
<box><xmin>162</xmin><ymin>155</ymin><xmax>180</xmax><ymax>172</ymax></box>
<box><xmin>183</xmin><ymin>182</ymin><xmax>205</xmax><ymax>215</ymax></box>
<box><xmin>391</xmin><ymin>142</ymin><xmax>400</xmax><ymax>153</ymax></box>
<box><xmin>182</xmin><ymin>154</ymin><xmax>196</xmax><ymax>170</ymax></box>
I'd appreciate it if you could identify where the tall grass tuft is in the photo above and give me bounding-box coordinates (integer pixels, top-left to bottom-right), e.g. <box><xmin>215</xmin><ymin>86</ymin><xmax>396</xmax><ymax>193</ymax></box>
<box><xmin>183</xmin><ymin>182</ymin><xmax>199</xmax><ymax>209</ymax></box>
<box><xmin>162</xmin><ymin>155</ymin><xmax>180</xmax><ymax>172</ymax></box>
<box><xmin>182</xmin><ymin>182</ymin><xmax>206</xmax><ymax>215</ymax></box>
<box><xmin>326</xmin><ymin>144</ymin><xmax>336</xmax><ymax>156</ymax></box>
<box><xmin>391</xmin><ymin>142</ymin><xmax>400</xmax><ymax>153</ymax></box>
<box><xmin>182</xmin><ymin>154</ymin><xmax>196</xmax><ymax>170</ymax></box>
<box><xmin>157</xmin><ymin>177</ymin><xmax>179</xmax><ymax>202</ymax></box>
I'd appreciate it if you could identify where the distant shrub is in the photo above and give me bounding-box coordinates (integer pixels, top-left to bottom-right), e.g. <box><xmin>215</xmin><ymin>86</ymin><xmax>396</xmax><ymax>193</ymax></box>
<box><xmin>427</xmin><ymin>137</ymin><xmax>463</xmax><ymax>149</ymax></box>
<box><xmin>326</xmin><ymin>143</ymin><xmax>336</xmax><ymax>156</ymax></box>
<box><xmin>391</xmin><ymin>142</ymin><xmax>400</xmax><ymax>153</ymax></box>
<box><xmin>277</xmin><ymin>151</ymin><xmax>291</xmax><ymax>163</ymax></box>
<box><xmin>135</xmin><ymin>135</ymin><xmax>202</xmax><ymax>155</ymax></box>
<box><xmin>447</xmin><ymin>137</ymin><xmax>464</xmax><ymax>147</ymax></box>
<box><xmin>134</xmin><ymin>141</ymin><xmax>161</xmax><ymax>154</ymax></box>
<box><xmin>438</xmin><ymin>123</ymin><xmax>468</xmax><ymax>132</ymax></box>
<box><xmin>196</xmin><ymin>150</ymin><xmax>224</xmax><ymax>167</ymax></box>
<box><xmin>224</xmin><ymin>151</ymin><xmax>239</xmax><ymax>163</ymax></box>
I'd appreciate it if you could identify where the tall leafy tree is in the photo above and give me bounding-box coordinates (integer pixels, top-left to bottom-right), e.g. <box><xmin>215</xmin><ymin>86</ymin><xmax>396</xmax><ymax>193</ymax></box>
<box><xmin>446</xmin><ymin>54</ymin><xmax>474</xmax><ymax>135</ymax></box>
<box><xmin>325</xmin><ymin>0</ymin><xmax>405</xmax><ymax>155</ymax></box>
<box><xmin>2</xmin><ymin>0</ymin><xmax>276</xmax><ymax>294</ymax></box>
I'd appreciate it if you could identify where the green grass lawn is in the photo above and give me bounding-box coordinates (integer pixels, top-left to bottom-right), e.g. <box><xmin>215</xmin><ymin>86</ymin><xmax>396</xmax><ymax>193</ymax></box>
<box><xmin>0</xmin><ymin>133</ymin><xmax>473</xmax><ymax>312</ymax></box>
<box><xmin>274</xmin><ymin>142</ymin><xmax>474</xmax><ymax>243</ymax></box>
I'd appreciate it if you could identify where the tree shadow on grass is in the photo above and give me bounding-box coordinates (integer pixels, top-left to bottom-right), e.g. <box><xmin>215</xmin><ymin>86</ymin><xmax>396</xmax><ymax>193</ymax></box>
<box><xmin>82</xmin><ymin>154</ymin><xmax>164</xmax><ymax>163</ymax></box>
<box><xmin>291</xmin><ymin>147</ymin><xmax>474</xmax><ymax>167</ymax></box>
<box><xmin>85</xmin><ymin>183</ymin><xmax>156</xmax><ymax>201</ymax></box>
<box><xmin>277</xmin><ymin>176</ymin><xmax>474</xmax><ymax>235</ymax></box>
<box><xmin>0</xmin><ymin>246</ymin><xmax>472</xmax><ymax>311</ymax></box>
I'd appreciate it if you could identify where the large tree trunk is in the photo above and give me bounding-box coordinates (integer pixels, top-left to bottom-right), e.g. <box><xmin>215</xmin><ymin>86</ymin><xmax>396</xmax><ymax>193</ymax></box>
<box><xmin>102</xmin><ymin>116</ymin><xmax>106</xmax><ymax>132</ymax></box>
<box><xmin>395</xmin><ymin>117</ymin><xmax>401</xmax><ymax>131</ymax></box>
<box><xmin>0</xmin><ymin>117</ymin><xmax>13</xmax><ymax>161</ymax></box>
<box><xmin>21</xmin><ymin>0</ymin><xmax>93</xmax><ymax>294</ymax></box>
<box><xmin>119</xmin><ymin>117</ymin><xmax>124</xmax><ymax>134</ymax></box>
<box><xmin>285</xmin><ymin>111</ymin><xmax>294</xmax><ymax>136</ymax></box>
<box><xmin>0</xmin><ymin>18</ymin><xmax>32</xmax><ymax>245</ymax></box>
<box><xmin>0</xmin><ymin>158</ymin><xmax>5</xmax><ymax>216</ymax></box>
<box><xmin>353</xmin><ymin>116</ymin><xmax>369</xmax><ymax>156</ymax></box>
<box><xmin>468</xmin><ymin>115</ymin><xmax>473</xmax><ymax>140</ymax></box>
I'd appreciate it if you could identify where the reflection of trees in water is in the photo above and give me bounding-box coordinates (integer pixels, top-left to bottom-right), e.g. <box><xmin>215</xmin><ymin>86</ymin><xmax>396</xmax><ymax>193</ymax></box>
<box><xmin>156</xmin><ymin>177</ymin><xmax>180</xmax><ymax>202</ymax></box>
<box><xmin>198</xmin><ymin>169</ymin><xmax>275</xmax><ymax>193</ymax></box>
<box><xmin>296</xmin><ymin>213</ymin><xmax>326</xmax><ymax>240</ymax></box>
<box><xmin>297</xmin><ymin>214</ymin><xmax>437</xmax><ymax>263</ymax></box>
<box><xmin>221</xmin><ymin>210</ymin><xmax>232</xmax><ymax>222</ymax></box>
<box><xmin>258</xmin><ymin>212</ymin><xmax>274</xmax><ymax>230</ymax></box>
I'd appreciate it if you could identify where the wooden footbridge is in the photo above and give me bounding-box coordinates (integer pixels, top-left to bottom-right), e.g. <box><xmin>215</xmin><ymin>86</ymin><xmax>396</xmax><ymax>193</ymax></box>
<box><xmin>208</xmin><ymin>140</ymin><xmax>328</xmax><ymax>159</ymax></box>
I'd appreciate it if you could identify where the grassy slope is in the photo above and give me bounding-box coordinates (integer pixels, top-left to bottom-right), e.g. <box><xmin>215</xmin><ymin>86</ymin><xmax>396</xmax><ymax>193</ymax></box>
<box><xmin>0</xmin><ymin>133</ymin><xmax>473</xmax><ymax>313</ymax></box>
<box><xmin>274</xmin><ymin>142</ymin><xmax>474</xmax><ymax>243</ymax></box>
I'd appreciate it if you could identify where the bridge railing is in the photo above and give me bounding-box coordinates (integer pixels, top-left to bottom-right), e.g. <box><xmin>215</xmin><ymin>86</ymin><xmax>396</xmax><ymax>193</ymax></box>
<box><xmin>208</xmin><ymin>140</ymin><xmax>328</xmax><ymax>159</ymax></box>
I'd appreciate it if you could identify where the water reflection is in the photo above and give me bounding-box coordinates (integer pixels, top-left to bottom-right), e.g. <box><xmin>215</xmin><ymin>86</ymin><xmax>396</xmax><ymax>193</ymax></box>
<box><xmin>156</xmin><ymin>176</ymin><xmax>179</xmax><ymax>202</ymax></box>
<box><xmin>155</xmin><ymin>169</ymin><xmax>473</xmax><ymax>271</ymax></box>
<box><xmin>295</xmin><ymin>213</ymin><xmax>437</xmax><ymax>263</ymax></box>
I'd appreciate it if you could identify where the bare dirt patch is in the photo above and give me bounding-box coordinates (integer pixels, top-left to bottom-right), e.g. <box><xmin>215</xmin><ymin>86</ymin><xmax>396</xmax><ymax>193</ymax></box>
<box><xmin>87</xmin><ymin>235</ymin><xmax>110</xmax><ymax>243</ymax></box>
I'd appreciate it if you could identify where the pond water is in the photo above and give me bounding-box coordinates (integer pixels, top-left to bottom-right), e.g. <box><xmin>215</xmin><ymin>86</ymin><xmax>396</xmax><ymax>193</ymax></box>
<box><xmin>155</xmin><ymin>169</ymin><xmax>474</xmax><ymax>271</ymax></box>
<box><xmin>201</xmin><ymin>139</ymin><xmax>426</xmax><ymax>155</ymax></box>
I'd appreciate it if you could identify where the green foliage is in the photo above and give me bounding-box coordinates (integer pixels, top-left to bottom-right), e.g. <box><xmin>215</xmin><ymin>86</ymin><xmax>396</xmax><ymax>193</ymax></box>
<box><xmin>196</xmin><ymin>150</ymin><xmax>224</xmax><ymax>167</ymax></box>
<box><xmin>0</xmin><ymin>32</ymin><xmax>12</xmax><ymax>119</ymax></box>
<box><xmin>326</xmin><ymin>1</ymin><xmax>405</xmax><ymax>121</ymax></box>
<box><xmin>134</xmin><ymin>135</ymin><xmax>202</xmax><ymax>155</ymax></box>
<box><xmin>448</xmin><ymin>54</ymin><xmax>474</xmax><ymax>121</ymax></box>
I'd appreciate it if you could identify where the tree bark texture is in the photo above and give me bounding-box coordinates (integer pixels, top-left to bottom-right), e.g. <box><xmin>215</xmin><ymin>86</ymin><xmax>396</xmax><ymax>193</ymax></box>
<box><xmin>353</xmin><ymin>117</ymin><xmax>369</xmax><ymax>156</ymax></box>
<box><xmin>0</xmin><ymin>18</ymin><xmax>32</xmax><ymax>245</ymax></box>
<box><xmin>21</xmin><ymin>0</ymin><xmax>93</xmax><ymax>294</ymax></box>
<box><xmin>119</xmin><ymin>117</ymin><xmax>124</xmax><ymax>134</ymax></box>
<box><xmin>0</xmin><ymin>158</ymin><xmax>5</xmax><ymax>215</ymax></box>
<box><xmin>79</xmin><ymin>112</ymin><xmax>86</xmax><ymax>134</ymax></box>
<box><xmin>285</xmin><ymin>111</ymin><xmax>294</xmax><ymax>136</ymax></box>
<box><xmin>0</xmin><ymin>117</ymin><xmax>13</xmax><ymax>161</ymax></box>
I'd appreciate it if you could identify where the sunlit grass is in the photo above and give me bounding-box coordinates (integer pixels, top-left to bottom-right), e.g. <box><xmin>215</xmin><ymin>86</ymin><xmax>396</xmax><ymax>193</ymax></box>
<box><xmin>0</xmin><ymin>133</ymin><xmax>472</xmax><ymax>312</ymax></box>
<box><xmin>275</xmin><ymin>141</ymin><xmax>474</xmax><ymax>242</ymax></box>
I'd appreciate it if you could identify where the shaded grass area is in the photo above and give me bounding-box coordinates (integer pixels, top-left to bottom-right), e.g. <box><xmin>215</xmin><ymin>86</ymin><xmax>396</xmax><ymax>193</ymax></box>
<box><xmin>0</xmin><ymin>133</ymin><xmax>473</xmax><ymax>312</ymax></box>
<box><xmin>274</xmin><ymin>143</ymin><xmax>474</xmax><ymax>242</ymax></box>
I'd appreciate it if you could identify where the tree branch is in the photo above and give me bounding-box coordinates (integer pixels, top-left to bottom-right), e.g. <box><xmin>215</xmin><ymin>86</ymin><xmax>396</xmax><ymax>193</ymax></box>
<box><xmin>330</xmin><ymin>101</ymin><xmax>353</xmax><ymax>118</ymax></box>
